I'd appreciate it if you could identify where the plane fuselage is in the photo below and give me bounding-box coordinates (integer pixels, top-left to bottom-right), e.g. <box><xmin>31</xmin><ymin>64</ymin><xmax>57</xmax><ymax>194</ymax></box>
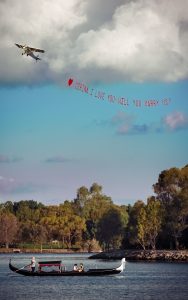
<box><xmin>22</xmin><ymin>47</ymin><xmax>40</xmax><ymax>61</ymax></box>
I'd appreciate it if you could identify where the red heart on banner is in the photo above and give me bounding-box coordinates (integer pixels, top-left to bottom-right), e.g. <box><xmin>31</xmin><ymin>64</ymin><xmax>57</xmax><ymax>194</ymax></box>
<box><xmin>68</xmin><ymin>78</ymin><xmax>73</xmax><ymax>86</ymax></box>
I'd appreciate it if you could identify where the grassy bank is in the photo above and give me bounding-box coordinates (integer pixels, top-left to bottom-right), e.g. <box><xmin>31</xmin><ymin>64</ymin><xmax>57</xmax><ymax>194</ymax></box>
<box><xmin>0</xmin><ymin>248</ymin><xmax>89</xmax><ymax>254</ymax></box>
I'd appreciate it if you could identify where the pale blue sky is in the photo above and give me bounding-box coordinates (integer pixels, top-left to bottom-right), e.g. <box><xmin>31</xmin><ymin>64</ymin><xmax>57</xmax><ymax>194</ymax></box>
<box><xmin>1</xmin><ymin>80</ymin><xmax>188</xmax><ymax>204</ymax></box>
<box><xmin>0</xmin><ymin>0</ymin><xmax>188</xmax><ymax>205</ymax></box>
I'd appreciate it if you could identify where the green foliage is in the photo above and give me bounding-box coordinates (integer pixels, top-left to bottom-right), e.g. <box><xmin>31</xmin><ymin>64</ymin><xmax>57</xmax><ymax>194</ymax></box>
<box><xmin>73</xmin><ymin>186</ymin><xmax>90</xmax><ymax>216</ymax></box>
<box><xmin>89</xmin><ymin>183</ymin><xmax>102</xmax><ymax>195</ymax></box>
<box><xmin>124</xmin><ymin>200</ymin><xmax>145</xmax><ymax>248</ymax></box>
<box><xmin>39</xmin><ymin>202</ymin><xmax>86</xmax><ymax>248</ymax></box>
<box><xmin>97</xmin><ymin>205</ymin><xmax>128</xmax><ymax>250</ymax></box>
<box><xmin>136</xmin><ymin>197</ymin><xmax>162</xmax><ymax>250</ymax></box>
<box><xmin>0</xmin><ymin>172</ymin><xmax>187</xmax><ymax>250</ymax></box>
<box><xmin>153</xmin><ymin>165</ymin><xmax>188</xmax><ymax>249</ymax></box>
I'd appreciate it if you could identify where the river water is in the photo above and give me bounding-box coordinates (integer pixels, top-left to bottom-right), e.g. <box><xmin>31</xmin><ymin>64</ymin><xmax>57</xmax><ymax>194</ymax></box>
<box><xmin>0</xmin><ymin>253</ymin><xmax>187</xmax><ymax>300</ymax></box>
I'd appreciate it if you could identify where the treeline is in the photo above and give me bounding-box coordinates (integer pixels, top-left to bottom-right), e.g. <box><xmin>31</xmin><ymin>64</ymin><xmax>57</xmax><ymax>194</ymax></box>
<box><xmin>0</xmin><ymin>165</ymin><xmax>188</xmax><ymax>251</ymax></box>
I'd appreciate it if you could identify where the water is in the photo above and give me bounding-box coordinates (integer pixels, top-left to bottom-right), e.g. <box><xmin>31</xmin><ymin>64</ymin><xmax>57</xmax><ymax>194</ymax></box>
<box><xmin>0</xmin><ymin>253</ymin><xmax>188</xmax><ymax>300</ymax></box>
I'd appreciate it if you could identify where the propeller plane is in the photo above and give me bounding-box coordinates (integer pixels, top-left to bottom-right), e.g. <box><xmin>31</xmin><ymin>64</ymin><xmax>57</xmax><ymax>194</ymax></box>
<box><xmin>15</xmin><ymin>43</ymin><xmax>45</xmax><ymax>61</ymax></box>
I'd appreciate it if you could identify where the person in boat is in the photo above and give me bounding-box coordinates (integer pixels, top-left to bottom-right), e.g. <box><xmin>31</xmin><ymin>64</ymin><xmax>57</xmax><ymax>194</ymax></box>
<box><xmin>73</xmin><ymin>264</ymin><xmax>78</xmax><ymax>271</ymax></box>
<box><xmin>78</xmin><ymin>263</ymin><xmax>84</xmax><ymax>272</ymax></box>
<box><xmin>30</xmin><ymin>256</ymin><xmax>36</xmax><ymax>272</ymax></box>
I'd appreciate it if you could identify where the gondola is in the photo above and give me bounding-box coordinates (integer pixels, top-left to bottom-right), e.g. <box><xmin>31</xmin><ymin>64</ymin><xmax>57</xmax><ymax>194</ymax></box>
<box><xmin>9</xmin><ymin>258</ymin><xmax>125</xmax><ymax>276</ymax></box>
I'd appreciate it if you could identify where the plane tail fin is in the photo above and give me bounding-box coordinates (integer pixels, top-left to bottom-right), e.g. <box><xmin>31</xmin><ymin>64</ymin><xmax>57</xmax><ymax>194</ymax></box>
<box><xmin>35</xmin><ymin>55</ymin><xmax>41</xmax><ymax>62</ymax></box>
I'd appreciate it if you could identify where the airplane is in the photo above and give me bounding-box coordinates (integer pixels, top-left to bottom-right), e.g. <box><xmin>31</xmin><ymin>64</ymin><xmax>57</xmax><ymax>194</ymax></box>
<box><xmin>15</xmin><ymin>43</ymin><xmax>45</xmax><ymax>61</ymax></box>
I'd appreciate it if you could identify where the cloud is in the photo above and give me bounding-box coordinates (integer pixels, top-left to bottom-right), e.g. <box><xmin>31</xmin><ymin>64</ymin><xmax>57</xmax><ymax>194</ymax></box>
<box><xmin>108</xmin><ymin>111</ymin><xmax>150</xmax><ymax>135</ymax></box>
<box><xmin>128</xmin><ymin>124</ymin><xmax>150</xmax><ymax>134</ymax></box>
<box><xmin>0</xmin><ymin>0</ymin><xmax>188</xmax><ymax>85</ymax></box>
<box><xmin>164</xmin><ymin>111</ymin><xmax>188</xmax><ymax>130</ymax></box>
<box><xmin>44</xmin><ymin>155</ymin><xmax>72</xmax><ymax>163</ymax></box>
<box><xmin>0</xmin><ymin>175</ymin><xmax>43</xmax><ymax>195</ymax></box>
<box><xmin>110</xmin><ymin>111</ymin><xmax>134</xmax><ymax>134</ymax></box>
<box><xmin>0</xmin><ymin>175</ymin><xmax>24</xmax><ymax>193</ymax></box>
<box><xmin>0</xmin><ymin>154</ymin><xmax>22</xmax><ymax>163</ymax></box>
<box><xmin>74</xmin><ymin>0</ymin><xmax>188</xmax><ymax>83</ymax></box>
<box><xmin>0</xmin><ymin>0</ymin><xmax>87</xmax><ymax>85</ymax></box>
<box><xmin>97</xmin><ymin>110</ymin><xmax>188</xmax><ymax>135</ymax></box>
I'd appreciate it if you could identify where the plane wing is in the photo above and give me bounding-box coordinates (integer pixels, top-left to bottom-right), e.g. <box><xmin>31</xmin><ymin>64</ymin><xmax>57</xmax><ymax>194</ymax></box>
<box><xmin>28</xmin><ymin>47</ymin><xmax>45</xmax><ymax>53</ymax></box>
<box><xmin>15</xmin><ymin>43</ymin><xmax>45</xmax><ymax>53</ymax></box>
<box><xmin>15</xmin><ymin>43</ymin><xmax>24</xmax><ymax>49</ymax></box>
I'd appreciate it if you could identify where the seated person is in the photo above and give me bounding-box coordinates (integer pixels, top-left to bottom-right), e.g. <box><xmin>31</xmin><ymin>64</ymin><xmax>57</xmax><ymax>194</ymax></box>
<box><xmin>73</xmin><ymin>264</ymin><xmax>78</xmax><ymax>271</ymax></box>
<box><xmin>78</xmin><ymin>263</ymin><xmax>84</xmax><ymax>272</ymax></box>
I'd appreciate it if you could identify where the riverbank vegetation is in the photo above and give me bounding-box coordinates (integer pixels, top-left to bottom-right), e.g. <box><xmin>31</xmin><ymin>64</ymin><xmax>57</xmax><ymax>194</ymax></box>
<box><xmin>0</xmin><ymin>165</ymin><xmax>187</xmax><ymax>252</ymax></box>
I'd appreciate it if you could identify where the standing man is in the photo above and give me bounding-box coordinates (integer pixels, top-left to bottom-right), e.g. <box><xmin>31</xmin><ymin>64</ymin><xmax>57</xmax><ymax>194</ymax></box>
<box><xmin>31</xmin><ymin>256</ymin><xmax>36</xmax><ymax>272</ymax></box>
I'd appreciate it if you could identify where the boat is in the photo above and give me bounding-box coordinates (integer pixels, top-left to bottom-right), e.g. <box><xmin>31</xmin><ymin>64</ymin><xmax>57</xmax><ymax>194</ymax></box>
<box><xmin>9</xmin><ymin>258</ymin><xmax>125</xmax><ymax>276</ymax></box>
<box><xmin>13</xmin><ymin>249</ymin><xmax>21</xmax><ymax>253</ymax></box>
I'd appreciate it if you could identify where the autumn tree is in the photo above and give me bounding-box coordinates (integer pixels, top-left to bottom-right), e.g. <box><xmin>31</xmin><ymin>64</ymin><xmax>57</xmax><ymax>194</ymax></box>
<box><xmin>40</xmin><ymin>202</ymin><xmax>86</xmax><ymax>248</ymax></box>
<box><xmin>0</xmin><ymin>201</ymin><xmax>14</xmax><ymax>214</ymax></box>
<box><xmin>0</xmin><ymin>211</ymin><xmax>19</xmax><ymax>248</ymax></box>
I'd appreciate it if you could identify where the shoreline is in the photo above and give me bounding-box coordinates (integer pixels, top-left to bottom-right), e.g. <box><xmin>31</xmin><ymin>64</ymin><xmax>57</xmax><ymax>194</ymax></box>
<box><xmin>0</xmin><ymin>248</ymin><xmax>188</xmax><ymax>261</ymax></box>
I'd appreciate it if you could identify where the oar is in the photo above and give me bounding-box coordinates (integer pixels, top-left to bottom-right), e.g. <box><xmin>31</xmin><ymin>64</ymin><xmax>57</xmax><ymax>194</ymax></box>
<box><xmin>9</xmin><ymin>259</ymin><xmax>31</xmax><ymax>272</ymax></box>
<box><xmin>15</xmin><ymin>264</ymin><xmax>31</xmax><ymax>272</ymax></box>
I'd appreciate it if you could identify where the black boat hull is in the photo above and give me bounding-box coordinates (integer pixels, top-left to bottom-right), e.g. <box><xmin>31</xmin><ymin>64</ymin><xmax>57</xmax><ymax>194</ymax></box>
<box><xmin>9</xmin><ymin>259</ymin><xmax>125</xmax><ymax>276</ymax></box>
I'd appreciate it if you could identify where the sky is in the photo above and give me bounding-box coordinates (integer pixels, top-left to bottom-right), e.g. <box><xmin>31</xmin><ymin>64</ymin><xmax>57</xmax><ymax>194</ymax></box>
<box><xmin>0</xmin><ymin>0</ymin><xmax>188</xmax><ymax>205</ymax></box>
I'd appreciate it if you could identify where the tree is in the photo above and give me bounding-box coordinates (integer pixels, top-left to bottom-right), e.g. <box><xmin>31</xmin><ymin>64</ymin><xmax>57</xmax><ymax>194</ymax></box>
<box><xmin>0</xmin><ymin>201</ymin><xmax>14</xmax><ymax>213</ymax></box>
<box><xmin>97</xmin><ymin>206</ymin><xmax>128</xmax><ymax>250</ymax></box>
<box><xmin>14</xmin><ymin>200</ymin><xmax>42</xmax><ymax>223</ymax></box>
<box><xmin>137</xmin><ymin>206</ymin><xmax>149</xmax><ymax>250</ymax></box>
<box><xmin>40</xmin><ymin>203</ymin><xmax>86</xmax><ymax>248</ymax></box>
<box><xmin>136</xmin><ymin>197</ymin><xmax>162</xmax><ymax>250</ymax></box>
<box><xmin>145</xmin><ymin>197</ymin><xmax>162</xmax><ymax>250</ymax></box>
<box><xmin>0</xmin><ymin>212</ymin><xmax>19</xmax><ymax>248</ymax></box>
<box><xmin>73</xmin><ymin>186</ymin><xmax>90</xmax><ymax>216</ymax></box>
<box><xmin>153</xmin><ymin>165</ymin><xmax>188</xmax><ymax>249</ymax></box>
<box><xmin>83</xmin><ymin>194</ymin><xmax>112</xmax><ymax>242</ymax></box>
<box><xmin>31</xmin><ymin>224</ymin><xmax>48</xmax><ymax>252</ymax></box>
<box><xmin>124</xmin><ymin>201</ymin><xmax>145</xmax><ymax>248</ymax></box>
<box><xmin>89</xmin><ymin>183</ymin><xmax>102</xmax><ymax>195</ymax></box>
<box><xmin>74</xmin><ymin>183</ymin><xmax>114</xmax><ymax>247</ymax></box>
